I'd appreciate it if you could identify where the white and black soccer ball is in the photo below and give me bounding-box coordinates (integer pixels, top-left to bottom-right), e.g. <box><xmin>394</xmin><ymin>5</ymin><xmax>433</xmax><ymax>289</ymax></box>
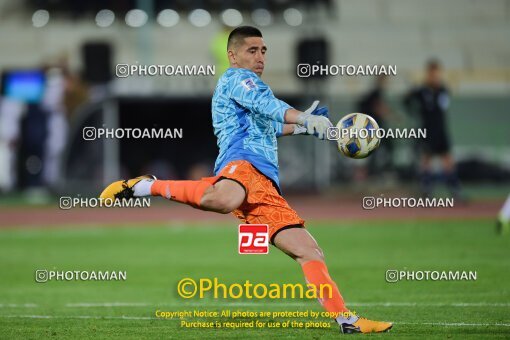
<box><xmin>336</xmin><ymin>113</ymin><xmax>381</xmax><ymax>159</ymax></box>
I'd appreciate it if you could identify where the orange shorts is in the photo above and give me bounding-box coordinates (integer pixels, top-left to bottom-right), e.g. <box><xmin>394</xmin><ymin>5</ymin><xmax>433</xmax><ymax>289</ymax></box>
<box><xmin>216</xmin><ymin>160</ymin><xmax>305</xmax><ymax>243</ymax></box>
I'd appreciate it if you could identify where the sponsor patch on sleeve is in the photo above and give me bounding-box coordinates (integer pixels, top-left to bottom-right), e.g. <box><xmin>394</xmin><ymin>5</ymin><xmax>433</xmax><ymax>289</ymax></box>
<box><xmin>240</xmin><ymin>78</ymin><xmax>257</xmax><ymax>91</ymax></box>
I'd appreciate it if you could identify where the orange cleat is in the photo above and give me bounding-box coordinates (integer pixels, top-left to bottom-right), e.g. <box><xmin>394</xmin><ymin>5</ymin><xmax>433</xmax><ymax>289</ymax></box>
<box><xmin>340</xmin><ymin>317</ymin><xmax>393</xmax><ymax>334</ymax></box>
<box><xmin>99</xmin><ymin>175</ymin><xmax>156</xmax><ymax>200</ymax></box>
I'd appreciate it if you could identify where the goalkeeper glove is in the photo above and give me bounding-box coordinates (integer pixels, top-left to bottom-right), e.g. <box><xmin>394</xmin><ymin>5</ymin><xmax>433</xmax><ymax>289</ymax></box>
<box><xmin>295</xmin><ymin>100</ymin><xmax>333</xmax><ymax>139</ymax></box>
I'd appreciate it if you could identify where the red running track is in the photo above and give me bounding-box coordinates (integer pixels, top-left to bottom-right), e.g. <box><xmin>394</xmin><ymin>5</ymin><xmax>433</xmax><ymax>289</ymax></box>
<box><xmin>0</xmin><ymin>197</ymin><xmax>501</xmax><ymax>228</ymax></box>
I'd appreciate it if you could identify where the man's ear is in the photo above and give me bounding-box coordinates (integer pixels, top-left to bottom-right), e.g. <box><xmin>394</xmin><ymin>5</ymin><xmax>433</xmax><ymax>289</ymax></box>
<box><xmin>227</xmin><ymin>50</ymin><xmax>236</xmax><ymax>65</ymax></box>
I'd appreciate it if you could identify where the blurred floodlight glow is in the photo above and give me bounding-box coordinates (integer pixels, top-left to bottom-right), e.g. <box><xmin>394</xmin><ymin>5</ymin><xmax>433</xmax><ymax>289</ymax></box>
<box><xmin>125</xmin><ymin>9</ymin><xmax>148</xmax><ymax>27</ymax></box>
<box><xmin>283</xmin><ymin>8</ymin><xmax>303</xmax><ymax>26</ymax></box>
<box><xmin>157</xmin><ymin>9</ymin><xmax>180</xmax><ymax>27</ymax></box>
<box><xmin>221</xmin><ymin>9</ymin><xmax>243</xmax><ymax>27</ymax></box>
<box><xmin>252</xmin><ymin>9</ymin><xmax>272</xmax><ymax>26</ymax></box>
<box><xmin>32</xmin><ymin>9</ymin><xmax>49</xmax><ymax>28</ymax></box>
<box><xmin>95</xmin><ymin>9</ymin><xmax>115</xmax><ymax>27</ymax></box>
<box><xmin>188</xmin><ymin>9</ymin><xmax>211</xmax><ymax>27</ymax></box>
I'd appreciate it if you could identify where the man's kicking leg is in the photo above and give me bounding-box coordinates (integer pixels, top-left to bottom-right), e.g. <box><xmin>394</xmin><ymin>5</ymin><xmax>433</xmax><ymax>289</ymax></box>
<box><xmin>100</xmin><ymin>175</ymin><xmax>245</xmax><ymax>213</ymax></box>
<box><xmin>273</xmin><ymin>227</ymin><xmax>393</xmax><ymax>334</ymax></box>
<box><xmin>150</xmin><ymin>177</ymin><xmax>245</xmax><ymax>213</ymax></box>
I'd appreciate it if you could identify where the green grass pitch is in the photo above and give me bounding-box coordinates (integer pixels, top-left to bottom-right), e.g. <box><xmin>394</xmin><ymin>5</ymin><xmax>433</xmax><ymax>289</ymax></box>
<box><xmin>0</xmin><ymin>219</ymin><xmax>509</xmax><ymax>339</ymax></box>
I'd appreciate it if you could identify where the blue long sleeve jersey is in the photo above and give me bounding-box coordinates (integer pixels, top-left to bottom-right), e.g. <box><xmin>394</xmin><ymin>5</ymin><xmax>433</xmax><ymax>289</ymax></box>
<box><xmin>212</xmin><ymin>68</ymin><xmax>292</xmax><ymax>190</ymax></box>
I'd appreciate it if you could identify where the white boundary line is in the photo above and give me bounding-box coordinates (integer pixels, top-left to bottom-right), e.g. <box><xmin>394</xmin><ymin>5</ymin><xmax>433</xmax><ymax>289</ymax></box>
<box><xmin>349</xmin><ymin>302</ymin><xmax>510</xmax><ymax>307</ymax></box>
<box><xmin>399</xmin><ymin>322</ymin><xmax>510</xmax><ymax>327</ymax></box>
<box><xmin>64</xmin><ymin>302</ymin><xmax>510</xmax><ymax>308</ymax></box>
<box><xmin>0</xmin><ymin>315</ymin><xmax>153</xmax><ymax>320</ymax></box>
<box><xmin>66</xmin><ymin>302</ymin><xmax>150</xmax><ymax>307</ymax></box>
<box><xmin>2</xmin><ymin>302</ymin><xmax>510</xmax><ymax>308</ymax></box>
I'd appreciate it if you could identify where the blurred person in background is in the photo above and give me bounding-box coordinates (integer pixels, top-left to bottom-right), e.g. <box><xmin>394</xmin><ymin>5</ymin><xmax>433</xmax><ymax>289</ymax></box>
<box><xmin>210</xmin><ymin>25</ymin><xmax>231</xmax><ymax>78</ymax></box>
<box><xmin>497</xmin><ymin>194</ymin><xmax>510</xmax><ymax>235</ymax></box>
<box><xmin>63</xmin><ymin>68</ymin><xmax>89</xmax><ymax>120</ymax></box>
<box><xmin>0</xmin><ymin>98</ymin><xmax>25</xmax><ymax>192</ymax></box>
<box><xmin>44</xmin><ymin>55</ymin><xmax>89</xmax><ymax>189</ymax></box>
<box><xmin>41</xmin><ymin>64</ymin><xmax>67</xmax><ymax>190</ymax></box>
<box><xmin>16</xmin><ymin>100</ymin><xmax>49</xmax><ymax>190</ymax></box>
<box><xmin>356</xmin><ymin>75</ymin><xmax>395</xmax><ymax>176</ymax></box>
<box><xmin>403</xmin><ymin>59</ymin><xmax>463</xmax><ymax>200</ymax></box>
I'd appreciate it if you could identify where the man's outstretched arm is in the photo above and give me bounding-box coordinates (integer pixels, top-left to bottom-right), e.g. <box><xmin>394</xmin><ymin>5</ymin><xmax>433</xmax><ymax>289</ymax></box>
<box><xmin>274</xmin><ymin>102</ymin><xmax>330</xmax><ymax>137</ymax></box>
<box><xmin>284</xmin><ymin>102</ymin><xmax>332</xmax><ymax>140</ymax></box>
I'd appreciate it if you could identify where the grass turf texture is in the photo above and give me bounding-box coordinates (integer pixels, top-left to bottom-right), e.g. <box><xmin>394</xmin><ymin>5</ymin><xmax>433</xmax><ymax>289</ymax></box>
<box><xmin>0</xmin><ymin>219</ymin><xmax>509</xmax><ymax>339</ymax></box>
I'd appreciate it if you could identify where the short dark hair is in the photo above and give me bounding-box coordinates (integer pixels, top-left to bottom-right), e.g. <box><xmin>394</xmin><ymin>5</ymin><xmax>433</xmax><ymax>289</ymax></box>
<box><xmin>426</xmin><ymin>58</ymin><xmax>441</xmax><ymax>70</ymax></box>
<box><xmin>227</xmin><ymin>26</ymin><xmax>263</xmax><ymax>51</ymax></box>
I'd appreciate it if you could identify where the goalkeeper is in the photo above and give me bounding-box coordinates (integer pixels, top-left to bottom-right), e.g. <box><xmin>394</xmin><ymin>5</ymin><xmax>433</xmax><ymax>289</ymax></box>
<box><xmin>101</xmin><ymin>26</ymin><xmax>392</xmax><ymax>334</ymax></box>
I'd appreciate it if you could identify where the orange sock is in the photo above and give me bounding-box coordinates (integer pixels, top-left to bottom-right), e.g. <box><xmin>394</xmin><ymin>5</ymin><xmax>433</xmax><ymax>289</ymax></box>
<box><xmin>150</xmin><ymin>178</ymin><xmax>216</xmax><ymax>208</ymax></box>
<box><xmin>301</xmin><ymin>260</ymin><xmax>350</xmax><ymax>314</ymax></box>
